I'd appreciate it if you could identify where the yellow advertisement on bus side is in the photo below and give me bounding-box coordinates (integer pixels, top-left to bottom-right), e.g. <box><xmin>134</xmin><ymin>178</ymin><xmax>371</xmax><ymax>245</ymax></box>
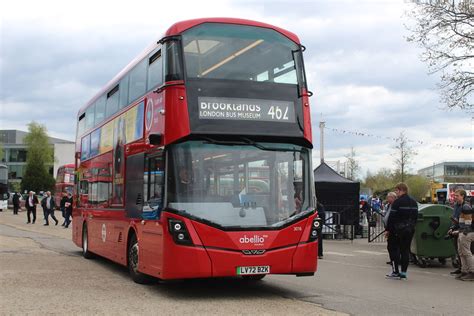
<box><xmin>100</xmin><ymin>120</ymin><xmax>114</xmax><ymax>154</ymax></box>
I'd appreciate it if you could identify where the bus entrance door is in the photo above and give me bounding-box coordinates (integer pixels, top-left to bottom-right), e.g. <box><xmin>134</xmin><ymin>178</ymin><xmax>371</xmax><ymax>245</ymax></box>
<box><xmin>125</xmin><ymin>153</ymin><xmax>145</xmax><ymax>218</ymax></box>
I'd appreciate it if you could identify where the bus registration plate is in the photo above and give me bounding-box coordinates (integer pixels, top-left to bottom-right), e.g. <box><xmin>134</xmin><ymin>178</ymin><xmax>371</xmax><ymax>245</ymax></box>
<box><xmin>236</xmin><ymin>266</ymin><xmax>270</xmax><ymax>275</ymax></box>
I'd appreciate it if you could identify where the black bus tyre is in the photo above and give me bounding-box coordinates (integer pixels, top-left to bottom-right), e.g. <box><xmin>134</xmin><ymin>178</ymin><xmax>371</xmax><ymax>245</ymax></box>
<box><xmin>242</xmin><ymin>274</ymin><xmax>266</xmax><ymax>281</ymax></box>
<box><xmin>82</xmin><ymin>224</ymin><xmax>94</xmax><ymax>259</ymax></box>
<box><xmin>127</xmin><ymin>234</ymin><xmax>153</xmax><ymax>284</ymax></box>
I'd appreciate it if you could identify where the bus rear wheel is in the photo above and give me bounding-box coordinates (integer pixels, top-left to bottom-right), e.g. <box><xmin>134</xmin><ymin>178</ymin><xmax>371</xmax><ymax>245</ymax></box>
<box><xmin>127</xmin><ymin>234</ymin><xmax>153</xmax><ymax>284</ymax></box>
<box><xmin>82</xmin><ymin>224</ymin><xmax>94</xmax><ymax>259</ymax></box>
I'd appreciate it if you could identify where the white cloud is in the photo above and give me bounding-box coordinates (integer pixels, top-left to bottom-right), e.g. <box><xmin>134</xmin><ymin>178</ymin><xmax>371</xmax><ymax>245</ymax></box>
<box><xmin>1</xmin><ymin>0</ymin><xmax>472</xmax><ymax>178</ymax></box>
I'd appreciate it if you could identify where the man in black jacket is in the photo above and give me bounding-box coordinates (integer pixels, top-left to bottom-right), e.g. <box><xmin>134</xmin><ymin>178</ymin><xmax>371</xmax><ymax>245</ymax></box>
<box><xmin>41</xmin><ymin>191</ymin><xmax>58</xmax><ymax>226</ymax></box>
<box><xmin>12</xmin><ymin>192</ymin><xmax>21</xmax><ymax>215</ymax></box>
<box><xmin>385</xmin><ymin>183</ymin><xmax>418</xmax><ymax>280</ymax></box>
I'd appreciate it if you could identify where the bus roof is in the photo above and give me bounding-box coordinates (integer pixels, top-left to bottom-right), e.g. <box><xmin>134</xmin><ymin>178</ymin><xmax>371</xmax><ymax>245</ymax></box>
<box><xmin>77</xmin><ymin>18</ymin><xmax>300</xmax><ymax>116</ymax></box>
<box><xmin>165</xmin><ymin>18</ymin><xmax>300</xmax><ymax>43</ymax></box>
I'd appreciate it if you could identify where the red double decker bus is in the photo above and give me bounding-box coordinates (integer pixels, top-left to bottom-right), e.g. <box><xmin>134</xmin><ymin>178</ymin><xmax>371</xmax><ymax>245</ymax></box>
<box><xmin>55</xmin><ymin>163</ymin><xmax>75</xmax><ymax>206</ymax></box>
<box><xmin>73</xmin><ymin>18</ymin><xmax>320</xmax><ymax>283</ymax></box>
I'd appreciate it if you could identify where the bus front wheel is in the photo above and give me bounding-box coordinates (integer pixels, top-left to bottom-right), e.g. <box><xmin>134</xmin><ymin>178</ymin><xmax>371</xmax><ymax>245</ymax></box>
<box><xmin>82</xmin><ymin>224</ymin><xmax>94</xmax><ymax>259</ymax></box>
<box><xmin>127</xmin><ymin>234</ymin><xmax>153</xmax><ymax>284</ymax></box>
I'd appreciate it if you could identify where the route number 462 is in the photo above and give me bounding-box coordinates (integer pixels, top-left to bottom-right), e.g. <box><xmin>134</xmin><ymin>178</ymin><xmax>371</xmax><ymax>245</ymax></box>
<box><xmin>267</xmin><ymin>106</ymin><xmax>289</xmax><ymax>120</ymax></box>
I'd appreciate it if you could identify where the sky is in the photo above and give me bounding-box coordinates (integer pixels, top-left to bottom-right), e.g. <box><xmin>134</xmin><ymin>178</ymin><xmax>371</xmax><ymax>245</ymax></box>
<box><xmin>1</xmin><ymin>0</ymin><xmax>472</xmax><ymax>179</ymax></box>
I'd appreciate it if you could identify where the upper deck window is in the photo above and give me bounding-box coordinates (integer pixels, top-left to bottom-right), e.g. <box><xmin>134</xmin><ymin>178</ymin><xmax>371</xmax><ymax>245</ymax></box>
<box><xmin>182</xmin><ymin>23</ymin><xmax>300</xmax><ymax>84</ymax></box>
<box><xmin>85</xmin><ymin>104</ymin><xmax>95</xmax><ymax>130</ymax></box>
<box><xmin>147</xmin><ymin>48</ymin><xmax>163</xmax><ymax>89</ymax></box>
<box><xmin>106</xmin><ymin>84</ymin><xmax>119</xmax><ymax>117</ymax></box>
<box><xmin>129</xmin><ymin>60</ymin><xmax>147</xmax><ymax>102</ymax></box>
<box><xmin>95</xmin><ymin>95</ymin><xmax>106</xmax><ymax>124</ymax></box>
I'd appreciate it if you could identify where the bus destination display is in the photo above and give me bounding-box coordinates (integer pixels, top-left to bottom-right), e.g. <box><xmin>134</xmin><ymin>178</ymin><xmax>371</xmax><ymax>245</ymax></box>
<box><xmin>198</xmin><ymin>97</ymin><xmax>295</xmax><ymax>123</ymax></box>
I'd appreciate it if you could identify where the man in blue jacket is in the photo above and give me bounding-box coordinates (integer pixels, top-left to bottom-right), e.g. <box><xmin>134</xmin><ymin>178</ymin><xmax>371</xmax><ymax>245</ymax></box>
<box><xmin>385</xmin><ymin>183</ymin><xmax>418</xmax><ymax>280</ymax></box>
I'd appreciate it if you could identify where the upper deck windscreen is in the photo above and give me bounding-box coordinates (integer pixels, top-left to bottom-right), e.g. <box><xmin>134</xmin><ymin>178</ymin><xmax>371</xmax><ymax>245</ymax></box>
<box><xmin>182</xmin><ymin>23</ymin><xmax>300</xmax><ymax>84</ymax></box>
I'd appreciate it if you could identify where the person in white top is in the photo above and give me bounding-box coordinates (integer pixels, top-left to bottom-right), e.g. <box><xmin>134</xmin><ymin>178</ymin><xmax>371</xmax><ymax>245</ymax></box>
<box><xmin>26</xmin><ymin>191</ymin><xmax>39</xmax><ymax>224</ymax></box>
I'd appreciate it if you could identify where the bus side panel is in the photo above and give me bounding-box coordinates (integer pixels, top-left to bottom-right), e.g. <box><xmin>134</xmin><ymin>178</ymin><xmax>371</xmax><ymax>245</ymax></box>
<box><xmin>292</xmin><ymin>242</ymin><xmax>318</xmax><ymax>273</ymax></box>
<box><xmin>72</xmin><ymin>208</ymin><xmax>85</xmax><ymax>248</ymax></box>
<box><xmin>88</xmin><ymin>212</ymin><xmax>128</xmax><ymax>264</ymax></box>
<box><xmin>137</xmin><ymin>221</ymin><xmax>165</xmax><ymax>278</ymax></box>
<box><xmin>164</xmin><ymin>86</ymin><xmax>190</xmax><ymax>145</ymax></box>
<box><xmin>161</xmin><ymin>235</ymin><xmax>212</xmax><ymax>280</ymax></box>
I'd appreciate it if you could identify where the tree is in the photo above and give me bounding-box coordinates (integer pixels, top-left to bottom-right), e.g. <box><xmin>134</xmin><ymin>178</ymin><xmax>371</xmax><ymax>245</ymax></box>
<box><xmin>393</xmin><ymin>131</ymin><xmax>417</xmax><ymax>182</ymax></box>
<box><xmin>0</xmin><ymin>143</ymin><xmax>4</xmax><ymax>162</ymax></box>
<box><xmin>364</xmin><ymin>168</ymin><xmax>397</xmax><ymax>194</ymax></box>
<box><xmin>345</xmin><ymin>146</ymin><xmax>360</xmax><ymax>181</ymax></box>
<box><xmin>406</xmin><ymin>0</ymin><xmax>474</xmax><ymax>109</ymax></box>
<box><xmin>21</xmin><ymin>122</ymin><xmax>56</xmax><ymax>193</ymax></box>
<box><xmin>405</xmin><ymin>174</ymin><xmax>431</xmax><ymax>202</ymax></box>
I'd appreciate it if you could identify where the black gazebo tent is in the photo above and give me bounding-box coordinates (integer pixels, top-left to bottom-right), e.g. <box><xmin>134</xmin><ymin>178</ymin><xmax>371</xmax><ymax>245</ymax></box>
<box><xmin>314</xmin><ymin>162</ymin><xmax>360</xmax><ymax>239</ymax></box>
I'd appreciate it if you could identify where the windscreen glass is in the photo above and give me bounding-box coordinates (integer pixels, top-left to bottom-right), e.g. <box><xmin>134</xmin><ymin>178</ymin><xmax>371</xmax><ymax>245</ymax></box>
<box><xmin>167</xmin><ymin>140</ymin><xmax>311</xmax><ymax>228</ymax></box>
<box><xmin>182</xmin><ymin>23</ymin><xmax>302</xmax><ymax>84</ymax></box>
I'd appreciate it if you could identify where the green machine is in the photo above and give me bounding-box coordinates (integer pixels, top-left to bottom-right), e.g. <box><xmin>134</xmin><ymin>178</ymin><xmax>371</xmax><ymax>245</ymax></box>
<box><xmin>410</xmin><ymin>204</ymin><xmax>457</xmax><ymax>267</ymax></box>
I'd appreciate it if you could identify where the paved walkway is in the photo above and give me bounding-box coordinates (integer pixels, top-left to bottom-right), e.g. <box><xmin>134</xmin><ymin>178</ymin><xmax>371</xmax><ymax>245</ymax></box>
<box><xmin>0</xmin><ymin>207</ymin><xmax>71</xmax><ymax>239</ymax></box>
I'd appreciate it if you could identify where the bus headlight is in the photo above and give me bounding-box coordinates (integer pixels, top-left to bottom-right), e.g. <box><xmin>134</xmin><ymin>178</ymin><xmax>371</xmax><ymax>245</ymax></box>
<box><xmin>168</xmin><ymin>219</ymin><xmax>193</xmax><ymax>246</ymax></box>
<box><xmin>308</xmin><ymin>217</ymin><xmax>322</xmax><ymax>241</ymax></box>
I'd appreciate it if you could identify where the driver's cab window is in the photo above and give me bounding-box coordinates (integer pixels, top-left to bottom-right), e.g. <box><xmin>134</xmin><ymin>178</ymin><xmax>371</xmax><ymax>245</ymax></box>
<box><xmin>143</xmin><ymin>153</ymin><xmax>165</xmax><ymax>219</ymax></box>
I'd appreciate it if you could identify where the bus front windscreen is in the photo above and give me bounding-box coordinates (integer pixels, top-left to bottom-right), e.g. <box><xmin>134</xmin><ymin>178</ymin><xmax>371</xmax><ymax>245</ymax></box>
<box><xmin>167</xmin><ymin>140</ymin><xmax>312</xmax><ymax>229</ymax></box>
<box><xmin>182</xmin><ymin>23</ymin><xmax>303</xmax><ymax>85</ymax></box>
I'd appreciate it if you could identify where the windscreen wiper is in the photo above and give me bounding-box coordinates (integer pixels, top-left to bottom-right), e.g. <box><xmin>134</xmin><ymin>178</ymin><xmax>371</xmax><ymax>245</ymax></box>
<box><xmin>201</xmin><ymin>136</ymin><xmax>303</xmax><ymax>152</ymax></box>
<box><xmin>240</xmin><ymin>137</ymin><xmax>303</xmax><ymax>152</ymax></box>
<box><xmin>202</xmin><ymin>137</ymin><xmax>303</xmax><ymax>152</ymax></box>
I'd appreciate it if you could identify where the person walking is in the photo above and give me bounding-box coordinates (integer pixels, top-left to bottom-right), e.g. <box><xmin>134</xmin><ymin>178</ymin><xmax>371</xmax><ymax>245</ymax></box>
<box><xmin>317</xmin><ymin>201</ymin><xmax>326</xmax><ymax>259</ymax></box>
<box><xmin>383</xmin><ymin>192</ymin><xmax>397</xmax><ymax>266</ymax></box>
<box><xmin>385</xmin><ymin>183</ymin><xmax>418</xmax><ymax>280</ymax></box>
<box><xmin>63</xmin><ymin>192</ymin><xmax>73</xmax><ymax>228</ymax></box>
<box><xmin>450</xmin><ymin>189</ymin><xmax>473</xmax><ymax>281</ymax></box>
<box><xmin>59</xmin><ymin>192</ymin><xmax>68</xmax><ymax>226</ymax></box>
<box><xmin>41</xmin><ymin>191</ymin><xmax>58</xmax><ymax>226</ymax></box>
<box><xmin>25</xmin><ymin>191</ymin><xmax>39</xmax><ymax>224</ymax></box>
<box><xmin>12</xmin><ymin>192</ymin><xmax>21</xmax><ymax>215</ymax></box>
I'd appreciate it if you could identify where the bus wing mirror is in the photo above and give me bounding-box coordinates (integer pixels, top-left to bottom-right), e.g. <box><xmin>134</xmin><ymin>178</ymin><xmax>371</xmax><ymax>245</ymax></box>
<box><xmin>149</xmin><ymin>133</ymin><xmax>162</xmax><ymax>145</ymax></box>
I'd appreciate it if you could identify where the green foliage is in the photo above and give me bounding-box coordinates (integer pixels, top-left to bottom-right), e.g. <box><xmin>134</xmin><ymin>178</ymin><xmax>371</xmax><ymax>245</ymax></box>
<box><xmin>10</xmin><ymin>182</ymin><xmax>21</xmax><ymax>193</ymax></box>
<box><xmin>21</xmin><ymin>122</ymin><xmax>56</xmax><ymax>193</ymax></box>
<box><xmin>363</xmin><ymin>168</ymin><xmax>397</xmax><ymax>194</ymax></box>
<box><xmin>405</xmin><ymin>175</ymin><xmax>431</xmax><ymax>202</ymax></box>
<box><xmin>0</xmin><ymin>143</ymin><xmax>4</xmax><ymax>162</ymax></box>
<box><xmin>364</xmin><ymin>168</ymin><xmax>431</xmax><ymax>202</ymax></box>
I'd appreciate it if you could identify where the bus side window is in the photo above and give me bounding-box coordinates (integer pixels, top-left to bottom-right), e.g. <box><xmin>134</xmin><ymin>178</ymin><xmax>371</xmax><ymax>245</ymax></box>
<box><xmin>143</xmin><ymin>154</ymin><xmax>165</xmax><ymax>219</ymax></box>
<box><xmin>147</xmin><ymin>154</ymin><xmax>165</xmax><ymax>218</ymax></box>
<box><xmin>79</xmin><ymin>179</ymin><xmax>88</xmax><ymax>207</ymax></box>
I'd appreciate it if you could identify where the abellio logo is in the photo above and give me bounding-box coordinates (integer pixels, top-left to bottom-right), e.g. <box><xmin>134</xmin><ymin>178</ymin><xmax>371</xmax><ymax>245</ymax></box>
<box><xmin>239</xmin><ymin>235</ymin><xmax>266</xmax><ymax>244</ymax></box>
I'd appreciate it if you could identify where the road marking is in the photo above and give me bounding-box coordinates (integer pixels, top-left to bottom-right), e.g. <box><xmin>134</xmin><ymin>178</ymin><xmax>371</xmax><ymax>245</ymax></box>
<box><xmin>324</xmin><ymin>251</ymin><xmax>355</xmax><ymax>257</ymax></box>
<box><xmin>353</xmin><ymin>250</ymin><xmax>387</xmax><ymax>256</ymax></box>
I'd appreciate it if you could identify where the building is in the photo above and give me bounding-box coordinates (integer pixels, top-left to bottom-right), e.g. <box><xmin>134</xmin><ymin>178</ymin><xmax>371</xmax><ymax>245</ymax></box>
<box><xmin>0</xmin><ymin>130</ymin><xmax>75</xmax><ymax>190</ymax></box>
<box><xmin>418</xmin><ymin>161</ymin><xmax>474</xmax><ymax>183</ymax></box>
